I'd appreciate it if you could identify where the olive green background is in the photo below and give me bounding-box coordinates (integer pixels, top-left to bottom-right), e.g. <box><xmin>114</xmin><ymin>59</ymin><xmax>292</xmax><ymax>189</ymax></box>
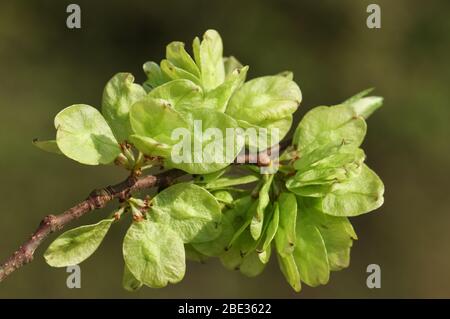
<box><xmin>1</xmin><ymin>0</ymin><xmax>449</xmax><ymax>298</ymax></box>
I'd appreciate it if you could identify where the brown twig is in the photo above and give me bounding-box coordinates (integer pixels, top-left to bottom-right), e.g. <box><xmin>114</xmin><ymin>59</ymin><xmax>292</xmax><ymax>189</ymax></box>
<box><xmin>234</xmin><ymin>138</ymin><xmax>292</xmax><ymax>166</ymax></box>
<box><xmin>0</xmin><ymin>169</ymin><xmax>183</xmax><ymax>283</ymax></box>
<box><xmin>0</xmin><ymin>140</ymin><xmax>292</xmax><ymax>283</ymax></box>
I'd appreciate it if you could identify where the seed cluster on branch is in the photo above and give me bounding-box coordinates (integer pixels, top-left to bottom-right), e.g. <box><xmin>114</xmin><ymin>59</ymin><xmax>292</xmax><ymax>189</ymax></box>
<box><xmin>0</xmin><ymin>30</ymin><xmax>384</xmax><ymax>292</ymax></box>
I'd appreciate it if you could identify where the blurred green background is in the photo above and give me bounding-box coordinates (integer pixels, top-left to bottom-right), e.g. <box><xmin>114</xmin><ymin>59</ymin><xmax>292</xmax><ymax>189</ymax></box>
<box><xmin>1</xmin><ymin>0</ymin><xmax>449</xmax><ymax>298</ymax></box>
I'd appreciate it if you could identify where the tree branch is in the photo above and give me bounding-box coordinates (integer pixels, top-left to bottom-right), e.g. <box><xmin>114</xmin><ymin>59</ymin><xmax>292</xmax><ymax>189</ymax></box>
<box><xmin>0</xmin><ymin>140</ymin><xmax>292</xmax><ymax>283</ymax></box>
<box><xmin>0</xmin><ymin>169</ymin><xmax>184</xmax><ymax>283</ymax></box>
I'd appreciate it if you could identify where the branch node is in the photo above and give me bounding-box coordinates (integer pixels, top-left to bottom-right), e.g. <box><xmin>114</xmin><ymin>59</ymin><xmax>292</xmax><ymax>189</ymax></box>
<box><xmin>257</xmin><ymin>154</ymin><xmax>271</xmax><ymax>166</ymax></box>
<box><xmin>41</xmin><ymin>215</ymin><xmax>59</xmax><ymax>231</ymax></box>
